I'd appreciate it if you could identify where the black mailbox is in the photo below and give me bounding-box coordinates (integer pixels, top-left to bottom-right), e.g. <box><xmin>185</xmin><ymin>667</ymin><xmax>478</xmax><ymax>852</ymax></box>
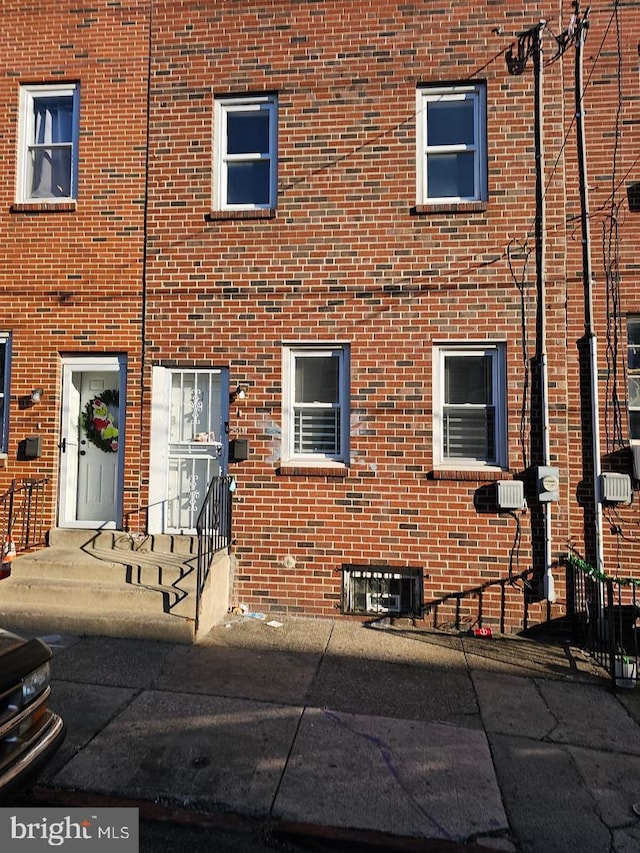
<box><xmin>23</xmin><ymin>436</ymin><xmax>42</xmax><ymax>459</ymax></box>
<box><xmin>230</xmin><ymin>438</ymin><xmax>249</xmax><ymax>462</ymax></box>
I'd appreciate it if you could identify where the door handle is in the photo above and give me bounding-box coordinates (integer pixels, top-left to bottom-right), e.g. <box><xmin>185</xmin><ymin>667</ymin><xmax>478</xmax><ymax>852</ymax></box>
<box><xmin>59</xmin><ymin>438</ymin><xmax>66</xmax><ymax>453</ymax></box>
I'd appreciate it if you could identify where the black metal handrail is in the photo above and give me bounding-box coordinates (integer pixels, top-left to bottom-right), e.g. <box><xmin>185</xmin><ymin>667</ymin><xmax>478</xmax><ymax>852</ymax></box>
<box><xmin>195</xmin><ymin>474</ymin><xmax>233</xmax><ymax>631</ymax></box>
<box><xmin>0</xmin><ymin>477</ymin><xmax>49</xmax><ymax>558</ymax></box>
<box><xmin>567</xmin><ymin>554</ymin><xmax>639</xmax><ymax>690</ymax></box>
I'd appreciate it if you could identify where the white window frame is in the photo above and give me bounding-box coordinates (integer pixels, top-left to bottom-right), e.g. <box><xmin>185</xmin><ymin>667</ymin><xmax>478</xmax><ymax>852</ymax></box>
<box><xmin>416</xmin><ymin>84</ymin><xmax>487</xmax><ymax>204</ymax></box>
<box><xmin>16</xmin><ymin>83</ymin><xmax>79</xmax><ymax>203</ymax></box>
<box><xmin>213</xmin><ymin>94</ymin><xmax>278</xmax><ymax>211</ymax></box>
<box><xmin>282</xmin><ymin>344</ymin><xmax>350</xmax><ymax>465</ymax></box>
<box><xmin>432</xmin><ymin>343</ymin><xmax>507</xmax><ymax>469</ymax></box>
<box><xmin>627</xmin><ymin>316</ymin><xmax>640</xmax><ymax>443</ymax></box>
<box><xmin>0</xmin><ymin>333</ymin><xmax>10</xmax><ymax>454</ymax></box>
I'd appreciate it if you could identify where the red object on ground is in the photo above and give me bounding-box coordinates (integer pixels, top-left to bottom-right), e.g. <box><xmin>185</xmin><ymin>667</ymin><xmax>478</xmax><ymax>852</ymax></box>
<box><xmin>472</xmin><ymin>627</ymin><xmax>493</xmax><ymax>638</ymax></box>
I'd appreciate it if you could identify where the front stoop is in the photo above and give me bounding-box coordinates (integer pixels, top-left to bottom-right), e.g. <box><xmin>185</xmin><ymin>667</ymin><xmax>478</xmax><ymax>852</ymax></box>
<box><xmin>0</xmin><ymin>530</ymin><xmax>231</xmax><ymax>644</ymax></box>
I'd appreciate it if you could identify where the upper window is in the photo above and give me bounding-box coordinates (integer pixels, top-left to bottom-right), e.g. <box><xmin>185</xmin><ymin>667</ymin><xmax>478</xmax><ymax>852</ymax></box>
<box><xmin>214</xmin><ymin>95</ymin><xmax>278</xmax><ymax>210</ymax></box>
<box><xmin>283</xmin><ymin>345</ymin><xmax>349</xmax><ymax>464</ymax></box>
<box><xmin>416</xmin><ymin>84</ymin><xmax>487</xmax><ymax>204</ymax></box>
<box><xmin>17</xmin><ymin>84</ymin><xmax>79</xmax><ymax>203</ymax></box>
<box><xmin>433</xmin><ymin>343</ymin><xmax>506</xmax><ymax>468</ymax></box>
<box><xmin>0</xmin><ymin>333</ymin><xmax>11</xmax><ymax>454</ymax></box>
<box><xmin>627</xmin><ymin>318</ymin><xmax>640</xmax><ymax>440</ymax></box>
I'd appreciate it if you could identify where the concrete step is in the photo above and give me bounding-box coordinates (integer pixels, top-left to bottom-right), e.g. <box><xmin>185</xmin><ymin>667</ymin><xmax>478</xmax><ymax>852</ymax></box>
<box><xmin>0</xmin><ymin>605</ymin><xmax>195</xmax><ymax>644</ymax></box>
<box><xmin>48</xmin><ymin>529</ymin><xmax>198</xmax><ymax>556</ymax></box>
<box><xmin>1</xmin><ymin>529</ymin><xmax>229</xmax><ymax>644</ymax></box>
<box><xmin>10</xmin><ymin>548</ymin><xmax>197</xmax><ymax>585</ymax></box>
<box><xmin>0</xmin><ymin>574</ymin><xmax>193</xmax><ymax>615</ymax></box>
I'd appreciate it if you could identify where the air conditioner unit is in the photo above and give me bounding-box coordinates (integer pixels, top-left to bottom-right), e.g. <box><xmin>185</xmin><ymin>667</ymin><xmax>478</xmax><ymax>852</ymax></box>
<box><xmin>496</xmin><ymin>480</ymin><xmax>526</xmax><ymax>510</ymax></box>
<box><xmin>600</xmin><ymin>472</ymin><xmax>632</xmax><ymax>504</ymax></box>
<box><xmin>366</xmin><ymin>592</ymin><xmax>401</xmax><ymax>614</ymax></box>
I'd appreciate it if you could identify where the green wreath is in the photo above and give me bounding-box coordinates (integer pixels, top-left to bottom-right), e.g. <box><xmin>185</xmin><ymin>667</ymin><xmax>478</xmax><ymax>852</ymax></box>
<box><xmin>80</xmin><ymin>389</ymin><xmax>119</xmax><ymax>453</ymax></box>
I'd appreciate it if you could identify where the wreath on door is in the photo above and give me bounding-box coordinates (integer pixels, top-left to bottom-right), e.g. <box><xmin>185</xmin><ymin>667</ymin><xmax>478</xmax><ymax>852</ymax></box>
<box><xmin>80</xmin><ymin>389</ymin><xmax>119</xmax><ymax>453</ymax></box>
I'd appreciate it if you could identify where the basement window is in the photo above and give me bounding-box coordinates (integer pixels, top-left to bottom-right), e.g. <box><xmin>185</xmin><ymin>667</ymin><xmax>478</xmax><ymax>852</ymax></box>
<box><xmin>341</xmin><ymin>565</ymin><xmax>423</xmax><ymax>617</ymax></box>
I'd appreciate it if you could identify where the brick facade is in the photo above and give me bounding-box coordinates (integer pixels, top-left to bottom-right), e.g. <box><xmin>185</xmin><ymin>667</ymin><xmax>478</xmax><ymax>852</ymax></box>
<box><xmin>1</xmin><ymin>1</ymin><xmax>639</xmax><ymax>634</ymax></box>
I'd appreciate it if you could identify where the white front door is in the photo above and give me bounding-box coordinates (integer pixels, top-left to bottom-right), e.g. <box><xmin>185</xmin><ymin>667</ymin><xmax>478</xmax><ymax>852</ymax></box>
<box><xmin>148</xmin><ymin>367</ymin><xmax>228</xmax><ymax>534</ymax></box>
<box><xmin>59</xmin><ymin>357</ymin><xmax>125</xmax><ymax>528</ymax></box>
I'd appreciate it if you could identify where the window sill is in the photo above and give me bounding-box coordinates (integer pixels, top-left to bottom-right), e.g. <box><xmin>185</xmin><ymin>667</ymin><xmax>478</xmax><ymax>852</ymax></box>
<box><xmin>277</xmin><ymin>462</ymin><xmax>348</xmax><ymax>478</ymax></box>
<box><xmin>11</xmin><ymin>202</ymin><xmax>77</xmax><ymax>214</ymax></box>
<box><xmin>412</xmin><ymin>201</ymin><xmax>487</xmax><ymax>215</ymax></box>
<box><xmin>430</xmin><ymin>467</ymin><xmax>504</xmax><ymax>482</ymax></box>
<box><xmin>206</xmin><ymin>209</ymin><xmax>276</xmax><ymax>222</ymax></box>
<box><xmin>0</xmin><ymin>454</ymin><xmax>7</xmax><ymax>469</ymax></box>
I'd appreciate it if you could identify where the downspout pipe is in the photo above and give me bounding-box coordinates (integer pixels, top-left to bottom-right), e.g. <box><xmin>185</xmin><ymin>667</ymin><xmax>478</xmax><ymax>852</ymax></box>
<box><xmin>534</xmin><ymin>22</ymin><xmax>556</xmax><ymax>602</ymax></box>
<box><xmin>575</xmin><ymin>11</ymin><xmax>605</xmax><ymax>579</ymax></box>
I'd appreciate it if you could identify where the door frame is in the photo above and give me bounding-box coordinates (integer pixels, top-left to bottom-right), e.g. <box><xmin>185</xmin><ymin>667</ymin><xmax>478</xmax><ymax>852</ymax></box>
<box><xmin>58</xmin><ymin>354</ymin><xmax>127</xmax><ymax>529</ymax></box>
<box><xmin>148</xmin><ymin>365</ymin><xmax>229</xmax><ymax>534</ymax></box>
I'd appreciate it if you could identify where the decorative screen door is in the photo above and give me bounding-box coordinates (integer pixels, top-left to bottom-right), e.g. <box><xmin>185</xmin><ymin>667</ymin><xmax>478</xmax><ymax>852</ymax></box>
<box><xmin>165</xmin><ymin>369</ymin><xmax>226</xmax><ymax>533</ymax></box>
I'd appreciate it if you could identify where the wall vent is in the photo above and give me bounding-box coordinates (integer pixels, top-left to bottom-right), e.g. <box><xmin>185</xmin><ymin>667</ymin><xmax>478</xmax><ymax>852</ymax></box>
<box><xmin>496</xmin><ymin>480</ymin><xmax>526</xmax><ymax>510</ymax></box>
<box><xmin>600</xmin><ymin>472</ymin><xmax>632</xmax><ymax>504</ymax></box>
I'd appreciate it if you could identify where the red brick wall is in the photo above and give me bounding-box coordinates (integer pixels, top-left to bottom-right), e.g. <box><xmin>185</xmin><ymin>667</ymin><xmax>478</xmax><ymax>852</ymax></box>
<box><xmin>145</xmin><ymin>0</ymin><xmax>572</xmax><ymax>630</ymax></box>
<box><xmin>562</xmin><ymin>2</ymin><xmax>640</xmax><ymax>578</ymax></box>
<box><xmin>3</xmin><ymin>1</ymin><xmax>638</xmax><ymax>633</ymax></box>
<box><xmin>0</xmin><ymin>2</ymin><xmax>149</xmax><ymax>528</ymax></box>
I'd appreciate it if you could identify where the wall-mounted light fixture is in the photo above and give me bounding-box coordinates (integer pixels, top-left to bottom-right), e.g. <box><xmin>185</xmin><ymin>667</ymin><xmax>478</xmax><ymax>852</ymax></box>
<box><xmin>30</xmin><ymin>388</ymin><xmax>44</xmax><ymax>404</ymax></box>
<box><xmin>230</xmin><ymin>384</ymin><xmax>248</xmax><ymax>404</ymax></box>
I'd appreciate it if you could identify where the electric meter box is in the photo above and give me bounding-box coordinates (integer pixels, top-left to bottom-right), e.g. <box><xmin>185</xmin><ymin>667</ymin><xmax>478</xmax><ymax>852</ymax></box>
<box><xmin>535</xmin><ymin>466</ymin><xmax>560</xmax><ymax>502</ymax></box>
<box><xmin>496</xmin><ymin>480</ymin><xmax>526</xmax><ymax>510</ymax></box>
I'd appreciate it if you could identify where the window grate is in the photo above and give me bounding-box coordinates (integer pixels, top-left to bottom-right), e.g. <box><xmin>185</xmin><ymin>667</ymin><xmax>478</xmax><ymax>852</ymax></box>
<box><xmin>341</xmin><ymin>565</ymin><xmax>423</xmax><ymax>617</ymax></box>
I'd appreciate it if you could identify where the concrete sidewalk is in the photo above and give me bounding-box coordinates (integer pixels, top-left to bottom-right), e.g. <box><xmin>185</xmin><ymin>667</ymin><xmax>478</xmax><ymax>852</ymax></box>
<box><xmin>14</xmin><ymin>617</ymin><xmax>640</xmax><ymax>852</ymax></box>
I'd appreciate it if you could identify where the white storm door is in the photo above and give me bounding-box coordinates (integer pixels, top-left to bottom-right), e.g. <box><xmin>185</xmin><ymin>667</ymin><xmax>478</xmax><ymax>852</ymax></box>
<box><xmin>149</xmin><ymin>368</ymin><xmax>227</xmax><ymax>534</ymax></box>
<box><xmin>59</xmin><ymin>358</ymin><xmax>125</xmax><ymax>528</ymax></box>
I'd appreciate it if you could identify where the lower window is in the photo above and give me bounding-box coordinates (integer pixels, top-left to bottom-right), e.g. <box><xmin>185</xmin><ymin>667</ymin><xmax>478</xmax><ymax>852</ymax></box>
<box><xmin>342</xmin><ymin>565</ymin><xmax>423</xmax><ymax>617</ymax></box>
<box><xmin>282</xmin><ymin>344</ymin><xmax>349</xmax><ymax>463</ymax></box>
<box><xmin>627</xmin><ymin>317</ymin><xmax>640</xmax><ymax>439</ymax></box>
<box><xmin>433</xmin><ymin>343</ymin><xmax>506</xmax><ymax>468</ymax></box>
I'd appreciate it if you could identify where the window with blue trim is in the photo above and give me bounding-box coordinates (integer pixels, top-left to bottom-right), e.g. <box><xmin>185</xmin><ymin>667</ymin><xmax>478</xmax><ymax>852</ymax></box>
<box><xmin>17</xmin><ymin>84</ymin><xmax>79</xmax><ymax>202</ymax></box>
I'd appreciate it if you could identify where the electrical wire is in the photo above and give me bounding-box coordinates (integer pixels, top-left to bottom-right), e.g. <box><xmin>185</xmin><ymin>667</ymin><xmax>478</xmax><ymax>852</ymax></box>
<box><xmin>508</xmin><ymin>239</ymin><xmax>533</xmax><ymax>471</ymax></box>
<box><xmin>507</xmin><ymin>508</ymin><xmax>532</xmax><ymax>589</ymax></box>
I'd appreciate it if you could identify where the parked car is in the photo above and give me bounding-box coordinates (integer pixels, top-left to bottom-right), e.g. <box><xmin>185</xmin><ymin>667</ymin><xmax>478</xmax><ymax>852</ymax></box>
<box><xmin>0</xmin><ymin>627</ymin><xmax>65</xmax><ymax>802</ymax></box>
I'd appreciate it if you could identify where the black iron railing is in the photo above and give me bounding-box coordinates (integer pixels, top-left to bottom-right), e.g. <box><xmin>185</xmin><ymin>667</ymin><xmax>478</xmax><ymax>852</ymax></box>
<box><xmin>567</xmin><ymin>553</ymin><xmax>639</xmax><ymax>690</ymax></box>
<box><xmin>195</xmin><ymin>474</ymin><xmax>233</xmax><ymax>630</ymax></box>
<box><xmin>1</xmin><ymin>478</ymin><xmax>49</xmax><ymax>567</ymax></box>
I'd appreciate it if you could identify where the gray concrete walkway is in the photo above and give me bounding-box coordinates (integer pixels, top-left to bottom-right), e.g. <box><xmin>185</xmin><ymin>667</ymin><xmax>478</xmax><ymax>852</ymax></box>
<box><xmin>14</xmin><ymin>617</ymin><xmax>640</xmax><ymax>852</ymax></box>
